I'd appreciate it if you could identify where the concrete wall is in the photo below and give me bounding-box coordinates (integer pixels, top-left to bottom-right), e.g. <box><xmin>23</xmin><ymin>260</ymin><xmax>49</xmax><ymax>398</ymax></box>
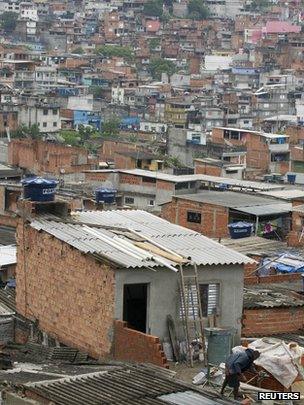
<box><xmin>167</xmin><ymin>127</ymin><xmax>194</xmax><ymax>167</ymax></box>
<box><xmin>0</xmin><ymin>140</ymin><xmax>8</xmax><ymax>163</ymax></box>
<box><xmin>115</xmin><ymin>264</ymin><xmax>244</xmax><ymax>342</ymax></box>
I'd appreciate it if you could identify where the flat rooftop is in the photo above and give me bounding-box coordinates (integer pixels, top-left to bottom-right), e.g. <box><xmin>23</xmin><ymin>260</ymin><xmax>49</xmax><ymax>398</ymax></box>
<box><xmin>173</xmin><ymin>191</ymin><xmax>292</xmax><ymax>216</ymax></box>
<box><xmin>118</xmin><ymin>169</ymin><xmax>285</xmax><ymax>191</ymax></box>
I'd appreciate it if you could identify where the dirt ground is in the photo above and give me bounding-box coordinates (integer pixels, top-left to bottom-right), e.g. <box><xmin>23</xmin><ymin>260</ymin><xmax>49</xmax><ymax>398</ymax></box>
<box><xmin>168</xmin><ymin>361</ymin><xmax>205</xmax><ymax>384</ymax></box>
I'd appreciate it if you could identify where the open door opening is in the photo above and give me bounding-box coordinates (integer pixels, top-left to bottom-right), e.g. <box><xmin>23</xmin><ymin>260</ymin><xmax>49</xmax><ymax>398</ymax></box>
<box><xmin>123</xmin><ymin>283</ymin><xmax>148</xmax><ymax>333</ymax></box>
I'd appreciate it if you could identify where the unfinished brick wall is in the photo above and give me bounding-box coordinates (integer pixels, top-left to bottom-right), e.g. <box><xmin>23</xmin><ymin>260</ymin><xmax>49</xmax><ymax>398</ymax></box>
<box><xmin>245</xmin><ymin>273</ymin><xmax>302</xmax><ymax>285</ymax></box>
<box><xmin>161</xmin><ymin>198</ymin><xmax>229</xmax><ymax>238</ymax></box>
<box><xmin>99</xmin><ymin>140</ymin><xmax>138</xmax><ymax>161</ymax></box>
<box><xmin>8</xmin><ymin>140</ymin><xmax>89</xmax><ymax>175</ymax></box>
<box><xmin>210</xmin><ymin>129</ymin><xmax>269</xmax><ymax>172</ymax></box>
<box><xmin>287</xmin><ymin>199</ymin><xmax>304</xmax><ymax>247</ymax></box>
<box><xmin>0</xmin><ymin>214</ymin><xmax>18</xmax><ymax>228</ymax></box>
<box><xmin>114</xmin><ymin>153</ymin><xmax>134</xmax><ymax>170</ymax></box>
<box><xmin>114</xmin><ymin>320</ymin><xmax>168</xmax><ymax>368</ymax></box>
<box><xmin>120</xmin><ymin>173</ymin><xmax>142</xmax><ymax>185</ymax></box>
<box><xmin>156</xmin><ymin>180</ymin><xmax>174</xmax><ymax>191</ymax></box>
<box><xmin>194</xmin><ymin>163</ymin><xmax>221</xmax><ymax>176</ymax></box>
<box><xmin>286</xmin><ymin>125</ymin><xmax>304</xmax><ymax>145</ymax></box>
<box><xmin>242</xmin><ymin>307</ymin><xmax>304</xmax><ymax>336</ymax></box>
<box><xmin>85</xmin><ymin>171</ymin><xmax>114</xmax><ymax>182</ymax></box>
<box><xmin>16</xmin><ymin>221</ymin><xmax>115</xmax><ymax>359</ymax></box>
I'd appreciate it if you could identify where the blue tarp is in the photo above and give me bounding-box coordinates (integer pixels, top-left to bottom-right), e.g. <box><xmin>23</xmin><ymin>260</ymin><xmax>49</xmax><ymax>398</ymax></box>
<box><xmin>261</xmin><ymin>256</ymin><xmax>304</xmax><ymax>274</ymax></box>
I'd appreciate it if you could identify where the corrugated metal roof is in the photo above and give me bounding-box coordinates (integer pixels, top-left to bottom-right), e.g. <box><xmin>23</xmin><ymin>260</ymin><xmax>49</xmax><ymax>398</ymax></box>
<box><xmin>0</xmin><ymin>245</ymin><xmax>16</xmax><ymax>267</ymax></box>
<box><xmin>25</xmin><ymin>365</ymin><xmax>232</xmax><ymax>405</ymax></box>
<box><xmin>234</xmin><ymin>203</ymin><xmax>291</xmax><ymax>216</ymax></box>
<box><xmin>174</xmin><ymin>191</ymin><xmax>283</xmax><ymax>208</ymax></box>
<box><xmin>259</xmin><ymin>189</ymin><xmax>304</xmax><ymax>201</ymax></box>
<box><xmin>31</xmin><ymin>210</ymin><xmax>253</xmax><ymax>268</ymax></box>
<box><xmin>0</xmin><ymin>302</ymin><xmax>14</xmax><ymax>316</ymax></box>
<box><xmin>159</xmin><ymin>391</ymin><xmax>220</xmax><ymax>405</ymax></box>
<box><xmin>244</xmin><ymin>287</ymin><xmax>304</xmax><ymax>309</ymax></box>
<box><xmin>118</xmin><ymin>169</ymin><xmax>283</xmax><ymax>190</ymax></box>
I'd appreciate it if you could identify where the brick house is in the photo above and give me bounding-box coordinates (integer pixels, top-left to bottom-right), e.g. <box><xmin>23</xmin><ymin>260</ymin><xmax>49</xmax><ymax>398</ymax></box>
<box><xmin>194</xmin><ymin>157</ymin><xmax>246</xmax><ymax>180</ymax></box>
<box><xmin>15</xmin><ymin>204</ymin><xmax>251</xmax><ymax>364</ymax></box>
<box><xmin>211</xmin><ymin>127</ymin><xmax>291</xmax><ymax>175</ymax></box>
<box><xmin>161</xmin><ymin>191</ymin><xmax>292</xmax><ymax>239</ymax></box>
<box><xmin>83</xmin><ymin>169</ymin><xmax>204</xmax><ymax>211</ymax></box>
<box><xmin>242</xmin><ymin>286</ymin><xmax>304</xmax><ymax>336</ymax></box>
<box><xmin>114</xmin><ymin>151</ymin><xmax>164</xmax><ymax>171</ymax></box>
<box><xmin>8</xmin><ymin>139</ymin><xmax>91</xmax><ymax>175</ymax></box>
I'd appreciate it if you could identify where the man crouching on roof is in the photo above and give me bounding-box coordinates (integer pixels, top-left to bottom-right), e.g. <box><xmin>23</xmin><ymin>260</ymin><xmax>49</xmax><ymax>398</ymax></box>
<box><xmin>220</xmin><ymin>348</ymin><xmax>260</xmax><ymax>400</ymax></box>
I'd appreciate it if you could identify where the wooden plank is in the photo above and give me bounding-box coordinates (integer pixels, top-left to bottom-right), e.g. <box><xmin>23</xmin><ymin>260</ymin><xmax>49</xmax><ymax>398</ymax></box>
<box><xmin>134</xmin><ymin>242</ymin><xmax>187</xmax><ymax>264</ymax></box>
<box><xmin>166</xmin><ymin>315</ymin><xmax>180</xmax><ymax>362</ymax></box>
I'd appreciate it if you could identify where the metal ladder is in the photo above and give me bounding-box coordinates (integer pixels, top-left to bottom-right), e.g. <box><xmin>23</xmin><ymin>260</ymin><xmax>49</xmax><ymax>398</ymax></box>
<box><xmin>179</xmin><ymin>263</ymin><xmax>206</xmax><ymax>367</ymax></box>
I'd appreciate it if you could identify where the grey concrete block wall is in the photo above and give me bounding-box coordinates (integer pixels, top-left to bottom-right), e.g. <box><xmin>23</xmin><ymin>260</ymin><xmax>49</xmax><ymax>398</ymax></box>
<box><xmin>115</xmin><ymin>264</ymin><xmax>244</xmax><ymax>342</ymax></box>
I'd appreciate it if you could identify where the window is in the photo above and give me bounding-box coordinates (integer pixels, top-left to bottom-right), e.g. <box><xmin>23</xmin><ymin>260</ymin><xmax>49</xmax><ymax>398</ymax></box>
<box><xmin>200</xmin><ymin>284</ymin><xmax>220</xmax><ymax>317</ymax></box>
<box><xmin>175</xmin><ymin>182</ymin><xmax>189</xmax><ymax>190</ymax></box>
<box><xmin>187</xmin><ymin>211</ymin><xmax>201</xmax><ymax>223</ymax></box>
<box><xmin>180</xmin><ymin>283</ymin><xmax>220</xmax><ymax>319</ymax></box>
<box><xmin>148</xmin><ymin>199</ymin><xmax>155</xmax><ymax>206</ymax></box>
<box><xmin>125</xmin><ymin>196</ymin><xmax>134</xmax><ymax>205</ymax></box>
<box><xmin>43</xmin><ymin>108</ymin><xmax>48</xmax><ymax>115</ymax></box>
<box><xmin>142</xmin><ymin>176</ymin><xmax>156</xmax><ymax>183</ymax></box>
<box><xmin>42</xmin><ymin>122</ymin><xmax>47</xmax><ymax>127</ymax></box>
<box><xmin>231</xmin><ymin>131</ymin><xmax>240</xmax><ymax>140</ymax></box>
<box><xmin>53</xmin><ymin>122</ymin><xmax>57</xmax><ymax>127</ymax></box>
<box><xmin>263</xmin><ymin>103</ymin><xmax>269</xmax><ymax>108</ymax></box>
<box><xmin>53</xmin><ymin>109</ymin><xmax>58</xmax><ymax>115</ymax></box>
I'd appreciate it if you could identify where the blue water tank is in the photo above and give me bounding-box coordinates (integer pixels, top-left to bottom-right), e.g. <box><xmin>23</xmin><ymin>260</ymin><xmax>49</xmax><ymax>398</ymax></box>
<box><xmin>21</xmin><ymin>177</ymin><xmax>58</xmax><ymax>202</ymax></box>
<box><xmin>228</xmin><ymin>222</ymin><xmax>253</xmax><ymax>239</ymax></box>
<box><xmin>95</xmin><ymin>188</ymin><xmax>117</xmax><ymax>204</ymax></box>
<box><xmin>287</xmin><ymin>174</ymin><xmax>296</xmax><ymax>185</ymax></box>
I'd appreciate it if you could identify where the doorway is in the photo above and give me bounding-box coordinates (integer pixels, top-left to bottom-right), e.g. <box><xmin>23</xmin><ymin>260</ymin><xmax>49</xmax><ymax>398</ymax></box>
<box><xmin>123</xmin><ymin>283</ymin><xmax>148</xmax><ymax>333</ymax></box>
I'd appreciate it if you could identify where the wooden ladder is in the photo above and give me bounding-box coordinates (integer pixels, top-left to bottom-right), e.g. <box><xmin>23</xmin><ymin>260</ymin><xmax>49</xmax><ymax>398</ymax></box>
<box><xmin>179</xmin><ymin>263</ymin><xmax>206</xmax><ymax>367</ymax></box>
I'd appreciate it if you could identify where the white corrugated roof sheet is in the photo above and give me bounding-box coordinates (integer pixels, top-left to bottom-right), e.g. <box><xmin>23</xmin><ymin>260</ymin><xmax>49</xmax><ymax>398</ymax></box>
<box><xmin>31</xmin><ymin>210</ymin><xmax>253</xmax><ymax>269</ymax></box>
<box><xmin>0</xmin><ymin>245</ymin><xmax>17</xmax><ymax>267</ymax></box>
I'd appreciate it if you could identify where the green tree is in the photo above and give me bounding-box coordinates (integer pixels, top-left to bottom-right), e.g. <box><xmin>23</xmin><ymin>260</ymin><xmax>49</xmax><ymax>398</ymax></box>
<box><xmin>73</xmin><ymin>46</ymin><xmax>84</xmax><ymax>54</ymax></box>
<box><xmin>102</xmin><ymin>116</ymin><xmax>120</xmax><ymax>137</ymax></box>
<box><xmin>143</xmin><ymin>0</ymin><xmax>163</xmax><ymax>17</ymax></box>
<box><xmin>78</xmin><ymin>124</ymin><xmax>98</xmax><ymax>141</ymax></box>
<box><xmin>89</xmin><ymin>86</ymin><xmax>103</xmax><ymax>99</ymax></box>
<box><xmin>187</xmin><ymin>0</ymin><xmax>209</xmax><ymax>19</ymax></box>
<box><xmin>149</xmin><ymin>38</ymin><xmax>161</xmax><ymax>51</ymax></box>
<box><xmin>60</xmin><ymin>130</ymin><xmax>81</xmax><ymax>146</ymax></box>
<box><xmin>149</xmin><ymin>58</ymin><xmax>176</xmax><ymax>80</ymax></box>
<box><xmin>95</xmin><ymin>45</ymin><xmax>134</xmax><ymax>61</ymax></box>
<box><xmin>12</xmin><ymin>124</ymin><xmax>41</xmax><ymax>139</ymax></box>
<box><xmin>0</xmin><ymin>11</ymin><xmax>18</xmax><ymax>33</ymax></box>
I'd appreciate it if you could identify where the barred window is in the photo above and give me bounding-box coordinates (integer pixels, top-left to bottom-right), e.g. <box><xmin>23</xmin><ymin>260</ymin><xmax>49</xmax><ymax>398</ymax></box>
<box><xmin>180</xmin><ymin>283</ymin><xmax>220</xmax><ymax>319</ymax></box>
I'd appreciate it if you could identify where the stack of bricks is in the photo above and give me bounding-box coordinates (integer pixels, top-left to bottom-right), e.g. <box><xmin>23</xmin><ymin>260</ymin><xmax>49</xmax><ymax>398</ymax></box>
<box><xmin>114</xmin><ymin>320</ymin><xmax>168</xmax><ymax>368</ymax></box>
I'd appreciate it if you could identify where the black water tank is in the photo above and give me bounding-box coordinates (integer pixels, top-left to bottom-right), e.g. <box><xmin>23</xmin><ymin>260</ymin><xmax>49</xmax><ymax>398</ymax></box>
<box><xmin>95</xmin><ymin>188</ymin><xmax>117</xmax><ymax>204</ymax></box>
<box><xmin>21</xmin><ymin>177</ymin><xmax>58</xmax><ymax>202</ymax></box>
